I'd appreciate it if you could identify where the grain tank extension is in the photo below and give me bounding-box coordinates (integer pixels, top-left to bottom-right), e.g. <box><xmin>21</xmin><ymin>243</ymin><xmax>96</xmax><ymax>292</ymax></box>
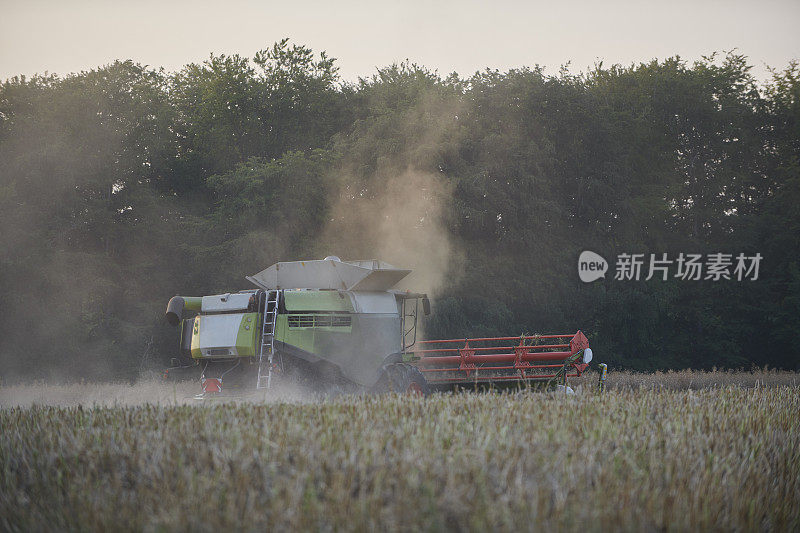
<box><xmin>164</xmin><ymin>257</ymin><xmax>594</xmax><ymax>395</ymax></box>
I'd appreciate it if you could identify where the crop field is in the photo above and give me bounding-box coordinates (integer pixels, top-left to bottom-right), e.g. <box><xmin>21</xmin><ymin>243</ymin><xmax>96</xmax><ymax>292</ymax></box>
<box><xmin>1</xmin><ymin>371</ymin><xmax>799</xmax><ymax>531</ymax></box>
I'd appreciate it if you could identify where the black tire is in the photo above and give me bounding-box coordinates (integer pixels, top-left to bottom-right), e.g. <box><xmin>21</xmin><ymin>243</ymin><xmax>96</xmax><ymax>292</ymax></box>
<box><xmin>373</xmin><ymin>363</ymin><xmax>431</xmax><ymax>396</ymax></box>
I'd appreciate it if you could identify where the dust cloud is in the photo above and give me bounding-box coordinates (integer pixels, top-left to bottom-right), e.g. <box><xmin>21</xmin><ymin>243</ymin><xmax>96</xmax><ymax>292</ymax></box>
<box><xmin>320</xmin><ymin>87</ymin><xmax>465</xmax><ymax>297</ymax></box>
<box><xmin>322</xmin><ymin>168</ymin><xmax>457</xmax><ymax>295</ymax></box>
<box><xmin>0</xmin><ymin>378</ymin><xmax>321</xmax><ymax>407</ymax></box>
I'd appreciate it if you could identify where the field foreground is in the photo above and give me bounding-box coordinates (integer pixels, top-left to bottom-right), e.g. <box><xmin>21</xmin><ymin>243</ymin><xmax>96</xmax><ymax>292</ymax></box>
<box><xmin>1</xmin><ymin>384</ymin><xmax>799</xmax><ymax>531</ymax></box>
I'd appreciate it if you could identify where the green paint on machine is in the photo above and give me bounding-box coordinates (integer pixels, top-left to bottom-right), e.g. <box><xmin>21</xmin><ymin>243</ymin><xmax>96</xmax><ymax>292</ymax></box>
<box><xmin>183</xmin><ymin>297</ymin><xmax>202</xmax><ymax>312</ymax></box>
<box><xmin>235</xmin><ymin>312</ymin><xmax>261</xmax><ymax>356</ymax></box>
<box><xmin>275</xmin><ymin>312</ymin><xmax>354</xmax><ymax>355</ymax></box>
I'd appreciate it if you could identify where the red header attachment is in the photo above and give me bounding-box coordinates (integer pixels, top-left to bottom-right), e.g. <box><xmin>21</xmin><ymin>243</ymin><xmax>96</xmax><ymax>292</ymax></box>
<box><xmin>413</xmin><ymin>331</ymin><xmax>592</xmax><ymax>387</ymax></box>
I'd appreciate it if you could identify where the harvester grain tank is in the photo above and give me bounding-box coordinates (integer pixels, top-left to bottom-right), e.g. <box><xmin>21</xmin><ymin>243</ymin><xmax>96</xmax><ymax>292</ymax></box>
<box><xmin>164</xmin><ymin>257</ymin><xmax>594</xmax><ymax>395</ymax></box>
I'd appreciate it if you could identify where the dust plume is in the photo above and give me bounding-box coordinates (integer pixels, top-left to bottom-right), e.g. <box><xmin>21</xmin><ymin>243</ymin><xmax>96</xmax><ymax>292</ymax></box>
<box><xmin>322</xmin><ymin>168</ymin><xmax>457</xmax><ymax>295</ymax></box>
<box><xmin>0</xmin><ymin>378</ymin><xmax>322</xmax><ymax>407</ymax></box>
<box><xmin>320</xmin><ymin>83</ymin><xmax>465</xmax><ymax>297</ymax></box>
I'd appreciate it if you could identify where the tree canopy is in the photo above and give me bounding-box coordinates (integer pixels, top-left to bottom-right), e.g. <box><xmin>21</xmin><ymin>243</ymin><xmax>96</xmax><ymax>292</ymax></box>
<box><xmin>1</xmin><ymin>43</ymin><xmax>798</xmax><ymax>380</ymax></box>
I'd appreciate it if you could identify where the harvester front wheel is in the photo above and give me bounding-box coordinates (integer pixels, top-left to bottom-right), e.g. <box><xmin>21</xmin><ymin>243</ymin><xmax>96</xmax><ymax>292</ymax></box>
<box><xmin>375</xmin><ymin>363</ymin><xmax>431</xmax><ymax>396</ymax></box>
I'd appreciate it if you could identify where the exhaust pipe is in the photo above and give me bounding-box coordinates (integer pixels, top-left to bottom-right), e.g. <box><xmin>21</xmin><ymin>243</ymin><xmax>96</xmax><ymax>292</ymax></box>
<box><xmin>165</xmin><ymin>296</ymin><xmax>185</xmax><ymax>326</ymax></box>
<box><xmin>165</xmin><ymin>296</ymin><xmax>202</xmax><ymax>326</ymax></box>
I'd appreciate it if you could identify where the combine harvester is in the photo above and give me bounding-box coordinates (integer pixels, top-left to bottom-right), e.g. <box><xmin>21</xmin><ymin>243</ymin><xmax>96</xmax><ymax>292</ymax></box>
<box><xmin>164</xmin><ymin>257</ymin><xmax>595</xmax><ymax>396</ymax></box>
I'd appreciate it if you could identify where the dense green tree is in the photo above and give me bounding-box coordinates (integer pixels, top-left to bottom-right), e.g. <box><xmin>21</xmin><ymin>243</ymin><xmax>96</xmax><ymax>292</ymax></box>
<box><xmin>1</xmin><ymin>43</ymin><xmax>798</xmax><ymax>380</ymax></box>
<box><xmin>0</xmin><ymin>61</ymin><xmax>178</xmax><ymax>379</ymax></box>
<box><xmin>168</xmin><ymin>40</ymin><xmax>347</xmax><ymax>188</ymax></box>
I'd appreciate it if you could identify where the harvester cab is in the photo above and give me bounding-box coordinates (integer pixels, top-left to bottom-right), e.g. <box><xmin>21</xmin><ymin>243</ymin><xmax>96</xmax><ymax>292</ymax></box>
<box><xmin>164</xmin><ymin>257</ymin><xmax>593</xmax><ymax>396</ymax></box>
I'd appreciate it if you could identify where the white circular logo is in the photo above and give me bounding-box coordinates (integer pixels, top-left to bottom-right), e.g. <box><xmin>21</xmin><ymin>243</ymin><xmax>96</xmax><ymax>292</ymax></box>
<box><xmin>578</xmin><ymin>251</ymin><xmax>608</xmax><ymax>282</ymax></box>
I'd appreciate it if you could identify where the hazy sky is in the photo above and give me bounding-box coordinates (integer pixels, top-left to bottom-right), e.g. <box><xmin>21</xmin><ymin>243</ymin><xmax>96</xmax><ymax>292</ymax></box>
<box><xmin>2</xmin><ymin>0</ymin><xmax>798</xmax><ymax>83</ymax></box>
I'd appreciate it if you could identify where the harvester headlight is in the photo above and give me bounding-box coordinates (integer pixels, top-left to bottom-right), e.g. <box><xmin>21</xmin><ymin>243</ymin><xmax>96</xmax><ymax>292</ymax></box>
<box><xmin>583</xmin><ymin>348</ymin><xmax>593</xmax><ymax>364</ymax></box>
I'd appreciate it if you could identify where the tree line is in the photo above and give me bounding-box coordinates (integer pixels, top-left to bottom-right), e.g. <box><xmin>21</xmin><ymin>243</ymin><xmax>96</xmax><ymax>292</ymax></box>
<box><xmin>1</xmin><ymin>40</ymin><xmax>798</xmax><ymax>380</ymax></box>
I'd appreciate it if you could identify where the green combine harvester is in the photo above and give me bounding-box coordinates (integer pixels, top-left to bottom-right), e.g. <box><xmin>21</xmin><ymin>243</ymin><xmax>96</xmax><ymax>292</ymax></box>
<box><xmin>164</xmin><ymin>257</ymin><xmax>594</xmax><ymax>396</ymax></box>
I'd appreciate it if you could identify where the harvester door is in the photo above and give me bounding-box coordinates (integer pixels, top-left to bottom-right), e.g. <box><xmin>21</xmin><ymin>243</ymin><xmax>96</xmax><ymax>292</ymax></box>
<box><xmin>180</xmin><ymin>318</ymin><xmax>194</xmax><ymax>357</ymax></box>
<box><xmin>402</xmin><ymin>298</ymin><xmax>419</xmax><ymax>352</ymax></box>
